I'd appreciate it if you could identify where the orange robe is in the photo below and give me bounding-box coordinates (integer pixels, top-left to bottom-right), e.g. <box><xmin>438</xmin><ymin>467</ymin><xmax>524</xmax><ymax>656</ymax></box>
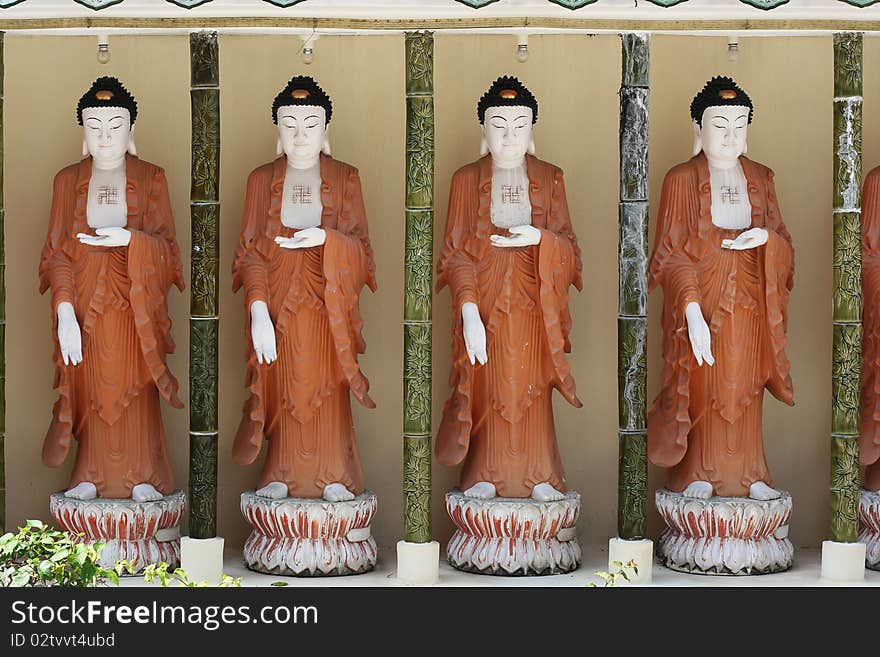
<box><xmin>232</xmin><ymin>154</ymin><xmax>376</xmax><ymax>498</ymax></box>
<box><xmin>648</xmin><ymin>153</ymin><xmax>795</xmax><ymax>497</ymax></box>
<box><xmin>436</xmin><ymin>155</ymin><xmax>582</xmax><ymax>498</ymax></box>
<box><xmin>39</xmin><ymin>155</ymin><xmax>184</xmax><ymax>499</ymax></box>
<box><xmin>861</xmin><ymin>167</ymin><xmax>880</xmax><ymax>491</ymax></box>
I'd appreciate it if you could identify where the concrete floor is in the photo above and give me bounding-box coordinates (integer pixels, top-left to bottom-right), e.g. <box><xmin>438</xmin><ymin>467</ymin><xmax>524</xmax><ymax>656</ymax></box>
<box><xmin>119</xmin><ymin>546</ymin><xmax>880</xmax><ymax>587</ymax></box>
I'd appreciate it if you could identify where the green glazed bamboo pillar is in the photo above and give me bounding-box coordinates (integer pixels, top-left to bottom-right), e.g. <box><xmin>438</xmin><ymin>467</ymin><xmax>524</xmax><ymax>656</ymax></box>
<box><xmin>617</xmin><ymin>33</ymin><xmax>649</xmax><ymax>541</ymax></box>
<box><xmin>403</xmin><ymin>31</ymin><xmax>434</xmax><ymax>544</ymax></box>
<box><xmin>188</xmin><ymin>31</ymin><xmax>220</xmax><ymax>539</ymax></box>
<box><xmin>830</xmin><ymin>32</ymin><xmax>863</xmax><ymax>544</ymax></box>
<box><xmin>0</xmin><ymin>32</ymin><xmax>5</xmax><ymax>532</ymax></box>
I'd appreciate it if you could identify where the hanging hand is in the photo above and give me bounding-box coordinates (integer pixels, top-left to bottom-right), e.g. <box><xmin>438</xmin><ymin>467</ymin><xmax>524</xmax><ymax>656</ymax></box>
<box><xmin>489</xmin><ymin>224</ymin><xmax>542</xmax><ymax>248</ymax></box>
<box><xmin>462</xmin><ymin>302</ymin><xmax>487</xmax><ymax>366</ymax></box>
<box><xmin>721</xmin><ymin>227</ymin><xmax>768</xmax><ymax>251</ymax></box>
<box><xmin>76</xmin><ymin>227</ymin><xmax>132</xmax><ymax>247</ymax></box>
<box><xmin>274</xmin><ymin>227</ymin><xmax>327</xmax><ymax>250</ymax></box>
<box><xmin>57</xmin><ymin>302</ymin><xmax>83</xmax><ymax>366</ymax></box>
<box><xmin>685</xmin><ymin>301</ymin><xmax>714</xmax><ymax>367</ymax></box>
<box><xmin>250</xmin><ymin>300</ymin><xmax>278</xmax><ymax>365</ymax></box>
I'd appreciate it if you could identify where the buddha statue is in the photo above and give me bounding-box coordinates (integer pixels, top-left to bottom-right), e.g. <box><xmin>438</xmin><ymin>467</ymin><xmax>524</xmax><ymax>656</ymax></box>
<box><xmin>436</xmin><ymin>76</ymin><xmax>583</xmax><ymax>503</ymax></box>
<box><xmin>39</xmin><ymin>76</ymin><xmax>184</xmax><ymax>503</ymax></box>
<box><xmin>232</xmin><ymin>76</ymin><xmax>377</xmax><ymax>504</ymax></box>
<box><xmin>648</xmin><ymin>76</ymin><xmax>795</xmax><ymax>501</ymax></box>
<box><xmin>861</xmin><ymin>166</ymin><xmax>880</xmax><ymax>493</ymax></box>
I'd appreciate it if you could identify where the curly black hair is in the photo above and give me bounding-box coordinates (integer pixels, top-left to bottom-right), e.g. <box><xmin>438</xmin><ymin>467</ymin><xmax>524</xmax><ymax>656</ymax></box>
<box><xmin>690</xmin><ymin>76</ymin><xmax>753</xmax><ymax>126</ymax></box>
<box><xmin>76</xmin><ymin>76</ymin><xmax>138</xmax><ymax>126</ymax></box>
<box><xmin>477</xmin><ymin>75</ymin><xmax>538</xmax><ymax>125</ymax></box>
<box><xmin>272</xmin><ymin>75</ymin><xmax>332</xmax><ymax>125</ymax></box>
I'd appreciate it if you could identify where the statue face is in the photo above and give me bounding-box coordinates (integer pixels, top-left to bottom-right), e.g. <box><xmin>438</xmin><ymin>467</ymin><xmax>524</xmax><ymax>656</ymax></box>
<box><xmin>698</xmin><ymin>105</ymin><xmax>749</xmax><ymax>165</ymax></box>
<box><xmin>276</xmin><ymin>105</ymin><xmax>327</xmax><ymax>166</ymax></box>
<box><xmin>482</xmin><ymin>106</ymin><xmax>533</xmax><ymax>165</ymax></box>
<box><xmin>82</xmin><ymin>106</ymin><xmax>132</xmax><ymax>167</ymax></box>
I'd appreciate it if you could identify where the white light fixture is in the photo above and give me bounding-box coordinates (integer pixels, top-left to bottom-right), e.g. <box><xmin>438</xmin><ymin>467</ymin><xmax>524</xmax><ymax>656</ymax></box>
<box><xmin>727</xmin><ymin>35</ymin><xmax>740</xmax><ymax>64</ymax></box>
<box><xmin>300</xmin><ymin>32</ymin><xmax>317</xmax><ymax>65</ymax></box>
<box><xmin>516</xmin><ymin>33</ymin><xmax>529</xmax><ymax>64</ymax></box>
<box><xmin>97</xmin><ymin>34</ymin><xmax>110</xmax><ymax>65</ymax></box>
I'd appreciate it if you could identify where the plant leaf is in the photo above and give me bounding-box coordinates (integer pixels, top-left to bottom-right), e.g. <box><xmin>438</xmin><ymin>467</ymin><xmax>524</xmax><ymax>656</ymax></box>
<box><xmin>50</xmin><ymin>549</ymin><xmax>70</xmax><ymax>562</ymax></box>
<box><xmin>10</xmin><ymin>571</ymin><xmax>31</xmax><ymax>587</ymax></box>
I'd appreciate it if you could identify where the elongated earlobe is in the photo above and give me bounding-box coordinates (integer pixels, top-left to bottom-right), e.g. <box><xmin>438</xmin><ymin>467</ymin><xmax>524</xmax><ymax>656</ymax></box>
<box><xmin>322</xmin><ymin>128</ymin><xmax>331</xmax><ymax>156</ymax></box>
<box><xmin>276</xmin><ymin>137</ymin><xmax>283</xmax><ymax>156</ymax></box>
<box><xmin>480</xmin><ymin>136</ymin><xmax>488</xmax><ymax>157</ymax></box>
<box><xmin>127</xmin><ymin>127</ymin><xmax>137</xmax><ymax>156</ymax></box>
<box><xmin>82</xmin><ymin>139</ymin><xmax>89</xmax><ymax>158</ymax></box>
<box><xmin>742</xmin><ymin>139</ymin><xmax>748</xmax><ymax>154</ymax></box>
<box><xmin>528</xmin><ymin>138</ymin><xmax>536</xmax><ymax>156</ymax></box>
<box><xmin>692</xmin><ymin>120</ymin><xmax>702</xmax><ymax>157</ymax></box>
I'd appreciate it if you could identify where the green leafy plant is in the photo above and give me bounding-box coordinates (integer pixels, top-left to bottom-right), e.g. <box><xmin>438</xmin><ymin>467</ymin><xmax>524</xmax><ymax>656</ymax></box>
<box><xmin>0</xmin><ymin>520</ymin><xmax>120</xmax><ymax>588</ymax></box>
<box><xmin>587</xmin><ymin>559</ymin><xmax>639</xmax><ymax>588</ymax></box>
<box><xmin>117</xmin><ymin>560</ymin><xmax>241</xmax><ymax>588</ymax></box>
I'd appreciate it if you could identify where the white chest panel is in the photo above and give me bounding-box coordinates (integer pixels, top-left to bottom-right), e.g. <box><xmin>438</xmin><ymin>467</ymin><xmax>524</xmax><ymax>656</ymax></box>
<box><xmin>490</xmin><ymin>163</ymin><xmax>532</xmax><ymax>229</ymax></box>
<box><xmin>87</xmin><ymin>164</ymin><xmax>128</xmax><ymax>228</ymax></box>
<box><xmin>281</xmin><ymin>162</ymin><xmax>323</xmax><ymax>229</ymax></box>
<box><xmin>709</xmin><ymin>162</ymin><xmax>752</xmax><ymax>230</ymax></box>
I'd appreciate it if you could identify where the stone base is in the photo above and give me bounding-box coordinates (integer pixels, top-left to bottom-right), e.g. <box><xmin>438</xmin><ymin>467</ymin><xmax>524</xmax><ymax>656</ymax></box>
<box><xmin>858</xmin><ymin>488</ymin><xmax>880</xmax><ymax>571</ymax></box>
<box><xmin>656</xmin><ymin>488</ymin><xmax>793</xmax><ymax>576</ymax></box>
<box><xmin>608</xmin><ymin>537</ymin><xmax>653</xmax><ymax>584</ymax></box>
<box><xmin>821</xmin><ymin>540</ymin><xmax>866</xmax><ymax>582</ymax></box>
<box><xmin>49</xmin><ymin>490</ymin><xmax>185</xmax><ymax>573</ymax></box>
<box><xmin>396</xmin><ymin>540</ymin><xmax>440</xmax><ymax>585</ymax></box>
<box><xmin>241</xmin><ymin>490</ymin><xmax>377</xmax><ymax>577</ymax></box>
<box><xmin>181</xmin><ymin>536</ymin><xmax>225</xmax><ymax>585</ymax></box>
<box><xmin>445</xmin><ymin>489</ymin><xmax>581</xmax><ymax>576</ymax></box>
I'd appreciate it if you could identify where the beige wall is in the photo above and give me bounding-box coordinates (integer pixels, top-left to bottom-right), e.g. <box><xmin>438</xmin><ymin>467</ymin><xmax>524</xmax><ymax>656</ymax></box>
<box><xmin>4</xmin><ymin>32</ymin><xmax>875</xmax><ymax>552</ymax></box>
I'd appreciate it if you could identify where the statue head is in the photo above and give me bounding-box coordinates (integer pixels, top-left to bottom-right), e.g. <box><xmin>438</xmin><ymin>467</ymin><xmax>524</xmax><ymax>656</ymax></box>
<box><xmin>77</xmin><ymin>76</ymin><xmax>138</xmax><ymax>168</ymax></box>
<box><xmin>272</xmin><ymin>75</ymin><xmax>332</xmax><ymax>168</ymax></box>
<box><xmin>478</xmin><ymin>76</ymin><xmax>537</xmax><ymax>167</ymax></box>
<box><xmin>690</xmin><ymin>76</ymin><xmax>753</xmax><ymax>168</ymax></box>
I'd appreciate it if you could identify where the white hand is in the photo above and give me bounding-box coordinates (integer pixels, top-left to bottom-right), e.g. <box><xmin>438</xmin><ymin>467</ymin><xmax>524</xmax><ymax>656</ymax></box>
<box><xmin>489</xmin><ymin>224</ymin><xmax>542</xmax><ymax>248</ymax></box>
<box><xmin>274</xmin><ymin>227</ymin><xmax>326</xmax><ymax>250</ymax></box>
<box><xmin>57</xmin><ymin>302</ymin><xmax>83</xmax><ymax>366</ymax></box>
<box><xmin>721</xmin><ymin>227</ymin><xmax>768</xmax><ymax>251</ymax></box>
<box><xmin>76</xmin><ymin>226</ymin><xmax>132</xmax><ymax>247</ymax></box>
<box><xmin>250</xmin><ymin>300</ymin><xmax>278</xmax><ymax>365</ymax></box>
<box><xmin>461</xmin><ymin>302</ymin><xmax>487</xmax><ymax>366</ymax></box>
<box><xmin>685</xmin><ymin>301</ymin><xmax>714</xmax><ymax>367</ymax></box>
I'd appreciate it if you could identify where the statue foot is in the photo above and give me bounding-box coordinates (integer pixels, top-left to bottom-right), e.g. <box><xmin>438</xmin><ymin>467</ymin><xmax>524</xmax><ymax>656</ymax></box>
<box><xmin>132</xmin><ymin>484</ymin><xmax>163</xmax><ymax>503</ymax></box>
<box><xmin>681</xmin><ymin>481</ymin><xmax>713</xmax><ymax>499</ymax></box>
<box><xmin>323</xmin><ymin>483</ymin><xmax>355</xmax><ymax>502</ymax></box>
<box><xmin>749</xmin><ymin>481</ymin><xmax>782</xmax><ymax>501</ymax></box>
<box><xmin>255</xmin><ymin>481</ymin><xmax>289</xmax><ymax>499</ymax></box>
<box><xmin>531</xmin><ymin>482</ymin><xmax>565</xmax><ymax>502</ymax></box>
<box><xmin>463</xmin><ymin>481</ymin><xmax>496</xmax><ymax>499</ymax></box>
<box><xmin>64</xmin><ymin>482</ymin><xmax>97</xmax><ymax>501</ymax></box>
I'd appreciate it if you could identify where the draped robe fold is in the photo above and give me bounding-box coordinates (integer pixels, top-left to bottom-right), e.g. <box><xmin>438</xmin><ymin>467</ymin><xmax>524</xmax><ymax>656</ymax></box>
<box><xmin>436</xmin><ymin>154</ymin><xmax>582</xmax><ymax>498</ymax></box>
<box><xmin>648</xmin><ymin>153</ymin><xmax>795</xmax><ymax>497</ymax></box>
<box><xmin>232</xmin><ymin>154</ymin><xmax>376</xmax><ymax>498</ymax></box>
<box><xmin>861</xmin><ymin>166</ymin><xmax>880</xmax><ymax>491</ymax></box>
<box><xmin>39</xmin><ymin>155</ymin><xmax>184</xmax><ymax>499</ymax></box>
